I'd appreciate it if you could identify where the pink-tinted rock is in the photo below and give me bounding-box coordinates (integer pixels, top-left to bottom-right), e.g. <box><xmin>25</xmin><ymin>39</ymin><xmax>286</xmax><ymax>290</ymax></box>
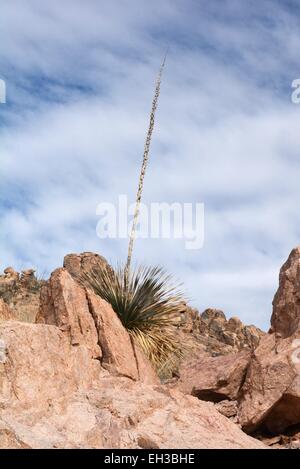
<box><xmin>0</xmin><ymin>366</ymin><xmax>266</xmax><ymax>449</ymax></box>
<box><xmin>215</xmin><ymin>400</ymin><xmax>238</xmax><ymax>419</ymax></box>
<box><xmin>86</xmin><ymin>291</ymin><xmax>138</xmax><ymax>380</ymax></box>
<box><xmin>0</xmin><ymin>267</ymin><xmax>41</xmax><ymax>323</ymax></box>
<box><xmin>37</xmin><ymin>268</ymin><xmax>158</xmax><ymax>384</ymax></box>
<box><xmin>0</xmin><ymin>321</ymin><xmax>102</xmax><ymax>409</ymax></box>
<box><xmin>177</xmin><ymin>350</ymin><xmax>250</xmax><ymax>401</ymax></box>
<box><xmin>132</xmin><ymin>339</ymin><xmax>160</xmax><ymax>385</ymax></box>
<box><xmin>63</xmin><ymin>252</ymin><xmax>111</xmax><ymax>281</ymax></box>
<box><xmin>238</xmin><ymin>333</ymin><xmax>300</xmax><ymax>433</ymax></box>
<box><xmin>36</xmin><ymin>268</ymin><xmax>101</xmax><ymax>360</ymax></box>
<box><xmin>271</xmin><ymin>246</ymin><xmax>300</xmax><ymax>338</ymax></box>
<box><xmin>177</xmin><ymin>306</ymin><xmax>264</xmax><ymax>357</ymax></box>
<box><xmin>0</xmin><ymin>299</ymin><xmax>15</xmax><ymax>321</ymax></box>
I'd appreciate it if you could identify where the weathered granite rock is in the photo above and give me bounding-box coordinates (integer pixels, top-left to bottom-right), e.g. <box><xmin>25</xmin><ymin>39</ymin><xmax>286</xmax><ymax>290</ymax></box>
<box><xmin>0</xmin><ymin>323</ymin><xmax>266</xmax><ymax>449</ymax></box>
<box><xmin>0</xmin><ymin>267</ymin><xmax>42</xmax><ymax>322</ymax></box>
<box><xmin>37</xmin><ymin>268</ymin><xmax>101</xmax><ymax>360</ymax></box>
<box><xmin>177</xmin><ymin>306</ymin><xmax>264</xmax><ymax>358</ymax></box>
<box><xmin>0</xmin><ymin>321</ymin><xmax>103</xmax><ymax>409</ymax></box>
<box><xmin>271</xmin><ymin>246</ymin><xmax>300</xmax><ymax>338</ymax></box>
<box><xmin>36</xmin><ymin>268</ymin><xmax>158</xmax><ymax>384</ymax></box>
<box><xmin>176</xmin><ymin>350</ymin><xmax>250</xmax><ymax>401</ymax></box>
<box><xmin>63</xmin><ymin>252</ymin><xmax>111</xmax><ymax>281</ymax></box>
<box><xmin>238</xmin><ymin>333</ymin><xmax>300</xmax><ymax>433</ymax></box>
<box><xmin>0</xmin><ymin>299</ymin><xmax>15</xmax><ymax>322</ymax></box>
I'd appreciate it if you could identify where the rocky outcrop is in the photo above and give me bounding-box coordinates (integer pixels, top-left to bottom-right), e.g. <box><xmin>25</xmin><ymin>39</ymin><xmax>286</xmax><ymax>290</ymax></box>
<box><xmin>36</xmin><ymin>267</ymin><xmax>158</xmax><ymax>384</ymax></box>
<box><xmin>0</xmin><ymin>250</ymin><xmax>269</xmax><ymax>449</ymax></box>
<box><xmin>271</xmin><ymin>246</ymin><xmax>300</xmax><ymax>338</ymax></box>
<box><xmin>238</xmin><ymin>332</ymin><xmax>300</xmax><ymax>434</ymax></box>
<box><xmin>0</xmin><ymin>299</ymin><xmax>15</xmax><ymax>321</ymax></box>
<box><xmin>176</xmin><ymin>350</ymin><xmax>250</xmax><ymax>402</ymax></box>
<box><xmin>178</xmin><ymin>307</ymin><xmax>264</xmax><ymax>358</ymax></box>
<box><xmin>10</xmin><ymin>247</ymin><xmax>300</xmax><ymax>448</ymax></box>
<box><xmin>0</xmin><ymin>267</ymin><xmax>42</xmax><ymax>322</ymax></box>
<box><xmin>86</xmin><ymin>290</ymin><xmax>139</xmax><ymax>380</ymax></box>
<box><xmin>36</xmin><ymin>268</ymin><xmax>102</xmax><ymax>360</ymax></box>
<box><xmin>0</xmin><ymin>321</ymin><xmax>265</xmax><ymax>449</ymax></box>
<box><xmin>172</xmin><ymin>247</ymin><xmax>300</xmax><ymax>442</ymax></box>
<box><xmin>215</xmin><ymin>400</ymin><xmax>238</xmax><ymax>421</ymax></box>
<box><xmin>0</xmin><ymin>321</ymin><xmax>103</xmax><ymax>408</ymax></box>
<box><xmin>237</xmin><ymin>247</ymin><xmax>300</xmax><ymax>435</ymax></box>
<box><xmin>63</xmin><ymin>252</ymin><xmax>111</xmax><ymax>281</ymax></box>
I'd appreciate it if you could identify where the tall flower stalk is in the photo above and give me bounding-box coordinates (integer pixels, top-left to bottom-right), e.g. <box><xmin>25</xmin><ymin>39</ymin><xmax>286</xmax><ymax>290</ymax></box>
<box><xmin>125</xmin><ymin>54</ymin><xmax>167</xmax><ymax>281</ymax></box>
<box><xmin>84</xmin><ymin>54</ymin><xmax>188</xmax><ymax>374</ymax></box>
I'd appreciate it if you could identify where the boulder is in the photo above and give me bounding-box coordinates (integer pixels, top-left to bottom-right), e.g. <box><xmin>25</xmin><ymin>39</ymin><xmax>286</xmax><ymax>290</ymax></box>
<box><xmin>0</xmin><ymin>299</ymin><xmax>15</xmax><ymax>321</ymax></box>
<box><xmin>0</xmin><ymin>267</ymin><xmax>41</xmax><ymax>323</ymax></box>
<box><xmin>176</xmin><ymin>350</ymin><xmax>250</xmax><ymax>401</ymax></box>
<box><xmin>271</xmin><ymin>247</ymin><xmax>300</xmax><ymax>338</ymax></box>
<box><xmin>36</xmin><ymin>268</ymin><xmax>101</xmax><ymax>360</ymax></box>
<box><xmin>20</xmin><ymin>269</ymin><xmax>37</xmax><ymax>288</ymax></box>
<box><xmin>177</xmin><ymin>306</ymin><xmax>264</xmax><ymax>357</ymax></box>
<box><xmin>63</xmin><ymin>252</ymin><xmax>111</xmax><ymax>281</ymax></box>
<box><xmin>238</xmin><ymin>333</ymin><xmax>300</xmax><ymax>433</ymax></box>
<box><xmin>0</xmin><ymin>321</ymin><xmax>102</xmax><ymax>409</ymax></box>
<box><xmin>37</xmin><ymin>268</ymin><xmax>158</xmax><ymax>384</ymax></box>
<box><xmin>3</xmin><ymin>267</ymin><xmax>19</xmax><ymax>281</ymax></box>
<box><xmin>215</xmin><ymin>400</ymin><xmax>238</xmax><ymax>420</ymax></box>
<box><xmin>0</xmin><ymin>319</ymin><xmax>266</xmax><ymax>449</ymax></box>
<box><xmin>0</xmin><ymin>326</ymin><xmax>266</xmax><ymax>449</ymax></box>
<box><xmin>0</xmin><ymin>253</ymin><xmax>270</xmax><ymax>449</ymax></box>
<box><xmin>86</xmin><ymin>290</ymin><xmax>138</xmax><ymax>380</ymax></box>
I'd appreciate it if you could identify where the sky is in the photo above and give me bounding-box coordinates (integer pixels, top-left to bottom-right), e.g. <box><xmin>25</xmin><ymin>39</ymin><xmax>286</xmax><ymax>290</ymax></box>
<box><xmin>1</xmin><ymin>0</ymin><xmax>300</xmax><ymax>330</ymax></box>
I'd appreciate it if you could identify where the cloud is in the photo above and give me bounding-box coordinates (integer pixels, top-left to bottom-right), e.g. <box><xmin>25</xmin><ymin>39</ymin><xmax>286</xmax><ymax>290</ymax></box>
<box><xmin>1</xmin><ymin>0</ymin><xmax>300</xmax><ymax>330</ymax></box>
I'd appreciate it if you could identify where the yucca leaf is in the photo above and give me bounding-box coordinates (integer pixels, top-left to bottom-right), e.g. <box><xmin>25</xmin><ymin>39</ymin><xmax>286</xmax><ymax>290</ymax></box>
<box><xmin>82</xmin><ymin>263</ymin><xmax>185</xmax><ymax>375</ymax></box>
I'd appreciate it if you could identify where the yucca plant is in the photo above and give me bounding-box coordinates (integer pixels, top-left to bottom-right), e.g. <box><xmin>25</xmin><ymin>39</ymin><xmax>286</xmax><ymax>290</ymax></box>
<box><xmin>86</xmin><ymin>54</ymin><xmax>186</xmax><ymax>375</ymax></box>
<box><xmin>84</xmin><ymin>263</ymin><xmax>185</xmax><ymax>375</ymax></box>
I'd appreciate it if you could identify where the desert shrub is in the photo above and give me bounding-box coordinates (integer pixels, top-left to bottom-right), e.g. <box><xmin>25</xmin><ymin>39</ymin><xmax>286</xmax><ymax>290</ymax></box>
<box><xmin>83</xmin><ymin>263</ymin><xmax>185</xmax><ymax>376</ymax></box>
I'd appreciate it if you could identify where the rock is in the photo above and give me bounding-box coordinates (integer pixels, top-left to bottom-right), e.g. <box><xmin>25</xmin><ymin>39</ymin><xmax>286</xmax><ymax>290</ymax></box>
<box><xmin>271</xmin><ymin>246</ymin><xmax>300</xmax><ymax>338</ymax></box>
<box><xmin>0</xmin><ymin>250</ymin><xmax>271</xmax><ymax>449</ymax></box>
<box><xmin>258</xmin><ymin>435</ymin><xmax>282</xmax><ymax>448</ymax></box>
<box><xmin>21</xmin><ymin>269</ymin><xmax>35</xmax><ymax>276</ymax></box>
<box><xmin>86</xmin><ymin>290</ymin><xmax>138</xmax><ymax>380</ymax></box>
<box><xmin>177</xmin><ymin>306</ymin><xmax>264</xmax><ymax>358</ymax></box>
<box><xmin>37</xmin><ymin>268</ymin><xmax>158</xmax><ymax>384</ymax></box>
<box><xmin>37</xmin><ymin>268</ymin><xmax>101</xmax><ymax>360</ymax></box>
<box><xmin>0</xmin><ymin>422</ymin><xmax>30</xmax><ymax>449</ymax></box>
<box><xmin>243</xmin><ymin>325</ymin><xmax>263</xmax><ymax>349</ymax></box>
<box><xmin>238</xmin><ymin>247</ymin><xmax>300</xmax><ymax>435</ymax></box>
<box><xmin>3</xmin><ymin>268</ymin><xmax>19</xmax><ymax>281</ymax></box>
<box><xmin>0</xmin><ymin>321</ymin><xmax>102</xmax><ymax>409</ymax></box>
<box><xmin>238</xmin><ymin>333</ymin><xmax>300</xmax><ymax>433</ymax></box>
<box><xmin>0</xmin><ymin>267</ymin><xmax>42</xmax><ymax>323</ymax></box>
<box><xmin>132</xmin><ymin>339</ymin><xmax>160</xmax><ymax>385</ymax></box>
<box><xmin>0</xmin><ymin>323</ymin><xmax>266</xmax><ymax>449</ymax></box>
<box><xmin>0</xmin><ymin>253</ymin><xmax>112</xmax><ymax>325</ymax></box>
<box><xmin>0</xmin><ymin>320</ymin><xmax>265</xmax><ymax>449</ymax></box>
<box><xmin>202</xmin><ymin>308</ymin><xmax>227</xmax><ymax>322</ymax></box>
<box><xmin>176</xmin><ymin>350</ymin><xmax>250</xmax><ymax>401</ymax></box>
<box><xmin>0</xmin><ymin>299</ymin><xmax>15</xmax><ymax>321</ymax></box>
<box><xmin>215</xmin><ymin>400</ymin><xmax>238</xmax><ymax>419</ymax></box>
<box><xmin>227</xmin><ymin>316</ymin><xmax>244</xmax><ymax>332</ymax></box>
<box><xmin>63</xmin><ymin>252</ymin><xmax>111</xmax><ymax>282</ymax></box>
<box><xmin>20</xmin><ymin>269</ymin><xmax>36</xmax><ymax>287</ymax></box>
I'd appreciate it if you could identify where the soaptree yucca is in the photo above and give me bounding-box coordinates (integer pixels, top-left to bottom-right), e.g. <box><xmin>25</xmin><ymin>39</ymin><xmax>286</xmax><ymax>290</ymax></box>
<box><xmin>86</xmin><ymin>53</ymin><xmax>185</xmax><ymax>374</ymax></box>
<box><xmin>84</xmin><ymin>264</ymin><xmax>184</xmax><ymax>374</ymax></box>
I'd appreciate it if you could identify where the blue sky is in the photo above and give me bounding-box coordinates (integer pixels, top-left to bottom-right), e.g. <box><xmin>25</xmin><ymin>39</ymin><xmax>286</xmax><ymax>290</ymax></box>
<box><xmin>1</xmin><ymin>0</ymin><xmax>300</xmax><ymax>330</ymax></box>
